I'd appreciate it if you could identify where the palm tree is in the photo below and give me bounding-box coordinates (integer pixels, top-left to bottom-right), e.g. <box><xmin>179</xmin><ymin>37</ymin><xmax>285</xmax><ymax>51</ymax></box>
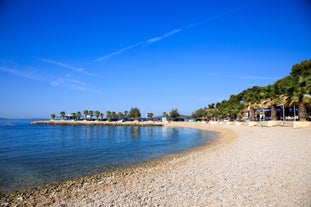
<box><xmin>278</xmin><ymin>94</ymin><xmax>290</xmax><ymax>121</ymax></box>
<box><xmin>83</xmin><ymin>110</ymin><xmax>89</xmax><ymax>120</ymax></box>
<box><xmin>100</xmin><ymin>113</ymin><xmax>104</xmax><ymax>121</ymax></box>
<box><xmin>50</xmin><ymin>114</ymin><xmax>56</xmax><ymax>120</ymax></box>
<box><xmin>207</xmin><ymin>108</ymin><xmax>218</xmax><ymax>121</ymax></box>
<box><xmin>124</xmin><ymin>110</ymin><xmax>128</xmax><ymax>119</ymax></box>
<box><xmin>60</xmin><ymin>111</ymin><xmax>66</xmax><ymax>120</ymax></box>
<box><xmin>111</xmin><ymin>111</ymin><xmax>116</xmax><ymax>120</ymax></box>
<box><xmin>150</xmin><ymin>112</ymin><xmax>154</xmax><ymax>121</ymax></box>
<box><xmin>260</xmin><ymin>85</ymin><xmax>279</xmax><ymax>121</ymax></box>
<box><xmin>208</xmin><ymin>103</ymin><xmax>215</xmax><ymax>109</ymax></box>
<box><xmin>192</xmin><ymin>59</ymin><xmax>311</xmax><ymax>122</ymax></box>
<box><xmin>118</xmin><ymin>112</ymin><xmax>123</xmax><ymax>120</ymax></box>
<box><xmin>94</xmin><ymin>110</ymin><xmax>100</xmax><ymax>121</ymax></box>
<box><xmin>77</xmin><ymin>111</ymin><xmax>81</xmax><ymax>120</ymax></box>
<box><xmin>147</xmin><ymin>112</ymin><xmax>154</xmax><ymax>120</ymax></box>
<box><xmin>291</xmin><ymin>77</ymin><xmax>311</xmax><ymax>121</ymax></box>
<box><xmin>241</xmin><ymin>87</ymin><xmax>261</xmax><ymax>121</ymax></box>
<box><xmin>288</xmin><ymin>60</ymin><xmax>311</xmax><ymax>121</ymax></box>
<box><xmin>227</xmin><ymin>95</ymin><xmax>246</xmax><ymax>121</ymax></box>
<box><xmin>106</xmin><ymin>111</ymin><xmax>111</xmax><ymax>120</ymax></box>
<box><xmin>89</xmin><ymin>110</ymin><xmax>94</xmax><ymax>121</ymax></box>
<box><xmin>71</xmin><ymin>112</ymin><xmax>76</xmax><ymax>120</ymax></box>
<box><xmin>162</xmin><ymin>112</ymin><xmax>169</xmax><ymax>121</ymax></box>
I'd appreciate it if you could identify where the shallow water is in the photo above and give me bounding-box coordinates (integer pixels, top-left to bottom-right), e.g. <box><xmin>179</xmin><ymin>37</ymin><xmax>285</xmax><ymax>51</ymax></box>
<box><xmin>0</xmin><ymin>119</ymin><xmax>213</xmax><ymax>190</ymax></box>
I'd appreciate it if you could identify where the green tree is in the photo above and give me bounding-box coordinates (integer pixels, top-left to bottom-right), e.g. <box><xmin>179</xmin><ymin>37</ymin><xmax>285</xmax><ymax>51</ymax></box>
<box><xmin>111</xmin><ymin>111</ymin><xmax>116</xmax><ymax>120</ymax></box>
<box><xmin>50</xmin><ymin>113</ymin><xmax>56</xmax><ymax>120</ymax></box>
<box><xmin>228</xmin><ymin>95</ymin><xmax>245</xmax><ymax>121</ymax></box>
<box><xmin>147</xmin><ymin>112</ymin><xmax>154</xmax><ymax>120</ymax></box>
<box><xmin>124</xmin><ymin>110</ymin><xmax>128</xmax><ymax>118</ymax></box>
<box><xmin>169</xmin><ymin>108</ymin><xmax>180</xmax><ymax>119</ymax></box>
<box><xmin>163</xmin><ymin>112</ymin><xmax>169</xmax><ymax>120</ymax></box>
<box><xmin>192</xmin><ymin>58</ymin><xmax>311</xmax><ymax>123</ymax></box>
<box><xmin>259</xmin><ymin>85</ymin><xmax>279</xmax><ymax>121</ymax></box>
<box><xmin>100</xmin><ymin>113</ymin><xmax>104</xmax><ymax>121</ymax></box>
<box><xmin>77</xmin><ymin>111</ymin><xmax>81</xmax><ymax>120</ymax></box>
<box><xmin>60</xmin><ymin>111</ymin><xmax>66</xmax><ymax>120</ymax></box>
<box><xmin>207</xmin><ymin>108</ymin><xmax>218</xmax><ymax>121</ymax></box>
<box><xmin>89</xmin><ymin>110</ymin><xmax>94</xmax><ymax>120</ymax></box>
<box><xmin>118</xmin><ymin>112</ymin><xmax>123</xmax><ymax>120</ymax></box>
<box><xmin>94</xmin><ymin>110</ymin><xmax>100</xmax><ymax>120</ymax></box>
<box><xmin>71</xmin><ymin>112</ymin><xmax>76</xmax><ymax>120</ymax></box>
<box><xmin>240</xmin><ymin>86</ymin><xmax>262</xmax><ymax>121</ymax></box>
<box><xmin>191</xmin><ymin>108</ymin><xmax>206</xmax><ymax>119</ymax></box>
<box><xmin>291</xmin><ymin>76</ymin><xmax>311</xmax><ymax>121</ymax></box>
<box><xmin>83</xmin><ymin>110</ymin><xmax>89</xmax><ymax>120</ymax></box>
<box><xmin>208</xmin><ymin>103</ymin><xmax>215</xmax><ymax>109</ymax></box>
<box><xmin>129</xmin><ymin>107</ymin><xmax>141</xmax><ymax>120</ymax></box>
<box><xmin>285</xmin><ymin>60</ymin><xmax>311</xmax><ymax>121</ymax></box>
<box><xmin>106</xmin><ymin>111</ymin><xmax>112</xmax><ymax>120</ymax></box>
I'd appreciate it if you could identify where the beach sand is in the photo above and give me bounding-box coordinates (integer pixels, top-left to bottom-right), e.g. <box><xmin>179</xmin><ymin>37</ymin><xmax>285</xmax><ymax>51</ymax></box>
<box><xmin>1</xmin><ymin>122</ymin><xmax>310</xmax><ymax>206</ymax></box>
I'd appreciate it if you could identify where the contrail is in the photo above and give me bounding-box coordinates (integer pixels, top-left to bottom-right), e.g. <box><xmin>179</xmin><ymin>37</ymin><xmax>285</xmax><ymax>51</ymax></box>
<box><xmin>41</xmin><ymin>58</ymin><xmax>83</xmax><ymax>72</ymax></box>
<box><xmin>41</xmin><ymin>58</ymin><xmax>103</xmax><ymax>78</ymax></box>
<box><xmin>95</xmin><ymin>5</ymin><xmax>252</xmax><ymax>62</ymax></box>
<box><xmin>95</xmin><ymin>29</ymin><xmax>183</xmax><ymax>62</ymax></box>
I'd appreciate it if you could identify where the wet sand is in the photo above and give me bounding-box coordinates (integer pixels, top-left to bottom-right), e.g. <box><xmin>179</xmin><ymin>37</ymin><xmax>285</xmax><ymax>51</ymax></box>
<box><xmin>1</xmin><ymin>122</ymin><xmax>310</xmax><ymax>206</ymax></box>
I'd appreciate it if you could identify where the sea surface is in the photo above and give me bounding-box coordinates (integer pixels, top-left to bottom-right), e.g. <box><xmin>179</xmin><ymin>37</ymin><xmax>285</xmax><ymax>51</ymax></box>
<box><xmin>0</xmin><ymin>119</ymin><xmax>214</xmax><ymax>191</ymax></box>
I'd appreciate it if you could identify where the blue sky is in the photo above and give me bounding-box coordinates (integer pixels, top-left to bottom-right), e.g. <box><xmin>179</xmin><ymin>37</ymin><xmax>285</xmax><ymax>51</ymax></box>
<box><xmin>0</xmin><ymin>0</ymin><xmax>310</xmax><ymax>118</ymax></box>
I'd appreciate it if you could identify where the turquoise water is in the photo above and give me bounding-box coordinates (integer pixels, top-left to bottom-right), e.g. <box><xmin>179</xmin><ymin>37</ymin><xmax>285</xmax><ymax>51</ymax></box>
<box><xmin>0</xmin><ymin>119</ymin><xmax>213</xmax><ymax>191</ymax></box>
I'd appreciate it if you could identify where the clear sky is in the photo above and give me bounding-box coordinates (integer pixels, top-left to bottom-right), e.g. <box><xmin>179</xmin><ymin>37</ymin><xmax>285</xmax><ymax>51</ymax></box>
<box><xmin>0</xmin><ymin>0</ymin><xmax>310</xmax><ymax>119</ymax></box>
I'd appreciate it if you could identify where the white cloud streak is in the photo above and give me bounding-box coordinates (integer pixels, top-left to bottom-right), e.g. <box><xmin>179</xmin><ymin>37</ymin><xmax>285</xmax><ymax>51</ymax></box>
<box><xmin>0</xmin><ymin>66</ymin><xmax>40</xmax><ymax>80</ymax></box>
<box><xmin>95</xmin><ymin>5</ymin><xmax>251</xmax><ymax>62</ymax></box>
<box><xmin>51</xmin><ymin>73</ymin><xmax>103</xmax><ymax>93</ymax></box>
<box><xmin>95</xmin><ymin>28</ymin><xmax>183</xmax><ymax>62</ymax></box>
<box><xmin>0</xmin><ymin>65</ymin><xmax>101</xmax><ymax>93</ymax></box>
<box><xmin>41</xmin><ymin>58</ymin><xmax>83</xmax><ymax>72</ymax></box>
<box><xmin>146</xmin><ymin>29</ymin><xmax>182</xmax><ymax>44</ymax></box>
<box><xmin>95</xmin><ymin>28</ymin><xmax>184</xmax><ymax>62</ymax></box>
<box><xmin>41</xmin><ymin>58</ymin><xmax>103</xmax><ymax>78</ymax></box>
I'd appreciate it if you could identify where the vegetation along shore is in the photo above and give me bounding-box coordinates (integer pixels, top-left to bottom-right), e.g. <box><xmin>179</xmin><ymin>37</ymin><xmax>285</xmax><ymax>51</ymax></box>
<box><xmin>47</xmin><ymin>60</ymin><xmax>310</xmax><ymax>126</ymax></box>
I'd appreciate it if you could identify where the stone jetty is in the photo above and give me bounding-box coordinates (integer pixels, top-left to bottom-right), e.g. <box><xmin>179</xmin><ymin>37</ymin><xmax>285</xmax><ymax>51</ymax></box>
<box><xmin>31</xmin><ymin>120</ymin><xmax>164</xmax><ymax>127</ymax></box>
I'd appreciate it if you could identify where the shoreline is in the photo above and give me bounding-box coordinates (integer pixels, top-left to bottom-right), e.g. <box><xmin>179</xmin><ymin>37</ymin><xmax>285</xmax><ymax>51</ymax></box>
<box><xmin>0</xmin><ymin>122</ymin><xmax>232</xmax><ymax>206</ymax></box>
<box><xmin>31</xmin><ymin>120</ymin><xmax>164</xmax><ymax>127</ymax></box>
<box><xmin>31</xmin><ymin>119</ymin><xmax>311</xmax><ymax>128</ymax></box>
<box><xmin>1</xmin><ymin>122</ymin><xmax>311</xmax><ymax>206</ymax></box>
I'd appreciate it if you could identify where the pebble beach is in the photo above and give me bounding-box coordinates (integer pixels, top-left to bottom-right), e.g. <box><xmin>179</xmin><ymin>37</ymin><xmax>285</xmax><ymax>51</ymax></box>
<box><xmin>1</xmin><ymin>122</ymin><xmax>311</xmax><ymax>206</ymax></box>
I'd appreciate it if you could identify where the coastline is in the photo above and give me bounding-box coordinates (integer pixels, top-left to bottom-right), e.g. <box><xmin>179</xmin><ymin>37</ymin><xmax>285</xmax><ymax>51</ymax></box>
<box><xmin>1</xmin><ymin>122</ymin><xmax>311</xmax><ymax>206</ymax></box>
<box><xmin>31</xmin><ymin>119</ymin><xmax>311</xmax><ymax>128</ymax></box>
<box><xmin>31</xmin><ymin>120</ymin><xmax>164</xmax><ymax>127</ymax></box>
<box><xmin>0</xmin><ymin>122</ymin><xmax>230</xmax><ymax>206</ymax></box>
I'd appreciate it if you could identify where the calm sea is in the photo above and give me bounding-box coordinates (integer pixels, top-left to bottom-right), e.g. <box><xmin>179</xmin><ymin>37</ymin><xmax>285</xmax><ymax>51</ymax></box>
<box><xmin>0</xmin><ymin>119</ymin><xmax>214</xmax><ymax>191</ymax></box>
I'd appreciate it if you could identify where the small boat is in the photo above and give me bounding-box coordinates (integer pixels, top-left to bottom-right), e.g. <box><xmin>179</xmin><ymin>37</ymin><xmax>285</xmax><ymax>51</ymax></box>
<box><xmin>2</xmin><ymin>122</ymin><xmax>15</xmax><ymax>126</ymax></box>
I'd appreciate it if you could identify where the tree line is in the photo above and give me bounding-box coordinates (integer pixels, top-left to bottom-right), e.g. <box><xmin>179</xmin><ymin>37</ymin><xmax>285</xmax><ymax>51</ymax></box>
<box><xmin>50</xmin><ymin>107</ymin><xmax>182</xmax><ymax>121</ymax></box>
<box><xmin>51</xmin><ymin>107</ymin><xmax>142</xmax><ymax>121</ymax></box>
<box><xmin>192</xmin><ymin>59</ymin><xmax>311</xmax><ymax>122</ymax></box>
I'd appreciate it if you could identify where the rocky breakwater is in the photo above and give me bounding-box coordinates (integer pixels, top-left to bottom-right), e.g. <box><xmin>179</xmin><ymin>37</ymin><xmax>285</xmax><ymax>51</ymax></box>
<box><xmin>31</xmin><ymin>120</ymin><xmax>164</xmax><ymax>127</ymax></box>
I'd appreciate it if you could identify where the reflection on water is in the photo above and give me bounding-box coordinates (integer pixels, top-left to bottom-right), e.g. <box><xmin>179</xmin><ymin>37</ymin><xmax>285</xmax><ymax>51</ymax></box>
<box><xmin>0</xmin><ymin>120</ymin><xmax>213</xmax><ymax>191</ymax></box>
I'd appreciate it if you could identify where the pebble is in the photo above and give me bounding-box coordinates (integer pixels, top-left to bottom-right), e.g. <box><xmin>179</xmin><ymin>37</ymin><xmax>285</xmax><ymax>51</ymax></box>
<box><xmin>1</xmin><ymin>123</ymin><xmax>310</xmax><ymax>206</ymax></box>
